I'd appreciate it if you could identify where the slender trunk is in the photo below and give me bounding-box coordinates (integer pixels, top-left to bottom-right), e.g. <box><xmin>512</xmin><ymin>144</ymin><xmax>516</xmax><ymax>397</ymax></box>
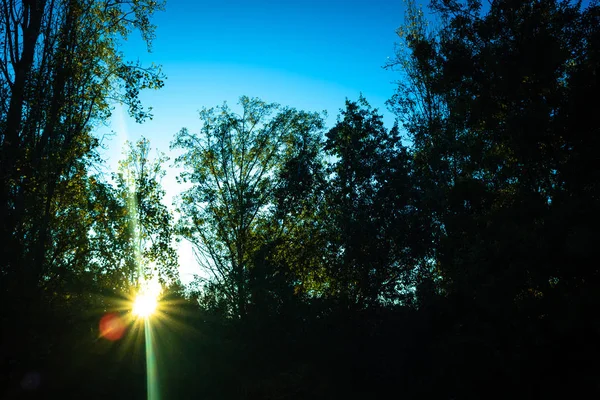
<box><xmin>236</xmin><ymin>248</ymin><xmax>246</xmax><ymax>319</ymax></box>
<box><xmin>3</xmin><ymin>0</ymin><xmax>46</xmax><ymax>149</ymax></box>
<box><xmin>30</xmin><ymin>0</ymin><xmax>77</xmax><ymax>282</ymax></box>
<box><xmin>0</xmin><ymin>0</ymin><xmax>46</xmax><ymax>284</ymax></box>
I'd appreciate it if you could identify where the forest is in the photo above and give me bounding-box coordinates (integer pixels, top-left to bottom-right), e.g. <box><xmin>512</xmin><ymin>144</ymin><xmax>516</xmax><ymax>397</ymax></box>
<box><xmin>1</xmin><ymin>0</ymin><xmax>599</xmax><ymax>398</ymax></box>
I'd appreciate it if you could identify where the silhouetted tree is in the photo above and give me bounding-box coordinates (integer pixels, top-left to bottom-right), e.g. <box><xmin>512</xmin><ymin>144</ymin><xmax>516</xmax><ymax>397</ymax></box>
<box><xmin>387</xmin><ymin>0</ymin><xmax>600</xmax><ymax>396</ymax></box>
<box><xmin>323</xmin><ymin>96</ymin><xmax>416</xmax><ymax>309</ymax></box>
<box><xmin>172</xmin><ymin>96</ymin><xmax>325</xmax><ymax>319</ymax></box>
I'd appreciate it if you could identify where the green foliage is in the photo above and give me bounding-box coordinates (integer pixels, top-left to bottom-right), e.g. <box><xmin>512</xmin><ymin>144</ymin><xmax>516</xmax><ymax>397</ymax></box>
<box><xmin>172</xmin><ymin>96</ymin><xmax>325</xmax><ymax>318</ymax></box>
<box><xmin>113</xmin><ymin>137</ymin><xmax>179</xmax><ymax>284</ymax></box>
<box><xmin>0</xmin><ymin>0</ymin><xmax>167</xmax><ymax>395</ymax></box>
<box><xmin>0</xmin><ymin>0</ymin><xmax>165</xmax><ymax>293</ymax></box>
<box><xmin>80</xmin><ymin>137</ymin><xmax>179</xmax><ymax>296</ymax></box>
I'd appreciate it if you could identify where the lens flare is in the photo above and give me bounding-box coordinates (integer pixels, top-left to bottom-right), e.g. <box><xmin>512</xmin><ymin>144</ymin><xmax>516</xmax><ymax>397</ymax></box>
<box><xmin>99</xmin><ymin>313</ymin><xmax>126</xmax><ymax>341</ymax></box>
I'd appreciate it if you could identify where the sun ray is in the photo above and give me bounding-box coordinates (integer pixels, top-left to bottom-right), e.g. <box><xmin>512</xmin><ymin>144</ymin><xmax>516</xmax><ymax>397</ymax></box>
<box><xmin>145</xmin><ymin>318</ymin><xmax>160</xmax><ymax>400</ymax></box>
<box><xmin>113</xmin><ymin>104</ymin><xmax>162</xmax><ymax>400</ymax></box>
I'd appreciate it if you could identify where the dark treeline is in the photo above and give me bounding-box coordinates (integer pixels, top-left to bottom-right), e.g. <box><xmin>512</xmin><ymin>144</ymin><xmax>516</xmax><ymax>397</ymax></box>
<box><xmin>1</xmin><ymin>0</ymin><xmax>599</xmax><ymax>399</ymax></box>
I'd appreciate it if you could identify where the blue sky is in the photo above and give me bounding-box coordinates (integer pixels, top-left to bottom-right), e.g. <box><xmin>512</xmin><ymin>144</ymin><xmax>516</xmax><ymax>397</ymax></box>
<box><xmin>102</xmin><ymin>0</ymin><xmax>408</xmax><ymax>281</ymax></box>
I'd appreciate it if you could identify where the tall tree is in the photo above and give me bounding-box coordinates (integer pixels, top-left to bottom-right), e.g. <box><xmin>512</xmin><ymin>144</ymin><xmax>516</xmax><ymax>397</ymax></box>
<box><xmin>172</xmin><ymin>96</ymin><xmax>325</xmax><ymax>318</ymax></box>
<box><xmin>0</xmin><ymin>0</ymin><xmax>165</xmax><ymax>300</ymax></box>
<box><xmin>110</xmin><ymin>137</ymin><xmax>179</xmax><ymax>286</ymax></box>
<box><xmin>0</xmin><ymin>0</ymin><xmax>165</xmax><ymax>393</ymax></box>
<box><xmin>387</xmin><ymin>0</ymin><xmax>600</xmax><ymax>395</ymax></box>
<box><xmin>323</xmin><ymin>96</ymin><xmax>416</xmax><ymax>309</ymax></box>
<box><xmin>390</xmin><ymin>0</ymin><xmax>600</xmax><ymax>309</ymax></box>
<box><xmin>76</xmin><ymin>137</ymin><xmax>179</xmax><ymax>298</ymax></box>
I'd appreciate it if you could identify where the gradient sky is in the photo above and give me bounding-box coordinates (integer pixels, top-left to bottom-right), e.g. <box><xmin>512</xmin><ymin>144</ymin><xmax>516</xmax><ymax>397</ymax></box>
<box><xmin>102</xmin><ymin>0</ymin><xmax>409</xmax><ymax>281</ymax></box>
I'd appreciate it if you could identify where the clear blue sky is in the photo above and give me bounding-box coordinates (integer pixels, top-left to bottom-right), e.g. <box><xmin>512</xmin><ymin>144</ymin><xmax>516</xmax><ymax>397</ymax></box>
<box><xmin>102</xmin><ymin>0</ymin><xmax>409</xmax><ymax>281</ymax></box>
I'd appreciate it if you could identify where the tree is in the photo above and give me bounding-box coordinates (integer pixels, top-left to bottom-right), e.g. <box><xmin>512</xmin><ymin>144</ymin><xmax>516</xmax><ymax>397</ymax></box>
<box><xmin>112</xmin><ymin>137</ymin><xmax>179</xmax><ymax>285</ymax></box>
<box><xmin>172</xmin><ymin>96</ymin><xmax>325</xmax><ymax>318</ymax></box>
<box><xmin>323</xmin><ymin>96</ymin><xmax>416</xmax><ymax>309</ymax></box>
<box><xmin>0</xmin><ymin>0</ymin><xmax>165</xmax><ymax>393</ymax></box>
<box><xmin>0</xmin><ymin>0</ymin><xmax>165</xmax><ymax>301</ymax></box>
<box><xmin>390</xmin><ymin>0</ymin><xmax>600</xmax><ymax>307</ymax></box>
<box><xmin>88</xmin><ymin>137</ymin><xmax>178</xmax><ymax>291</ymax></box>
<box><xmin>387</xmin><ymin>0</ymin><xmax>600</xmax><ymax>396</ymax></box>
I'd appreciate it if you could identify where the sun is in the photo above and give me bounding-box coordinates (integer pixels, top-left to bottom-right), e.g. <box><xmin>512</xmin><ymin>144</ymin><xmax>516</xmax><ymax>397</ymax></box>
<box><xmin>132</xmin><ymin>292</ymin><xmax>158</xmax><ymax>318</ymax></box>
<box><xmin>132</xmin><ymin>279</ymin><xmax>161</xmax><ymax>318</ymax></box>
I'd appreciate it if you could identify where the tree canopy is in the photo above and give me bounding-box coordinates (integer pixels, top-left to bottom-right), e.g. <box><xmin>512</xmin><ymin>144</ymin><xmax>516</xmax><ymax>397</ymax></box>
<box><xmin>172</xmin><ymin>96</ymin><xmax>325</xmax><ymax>318</ymax></box>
